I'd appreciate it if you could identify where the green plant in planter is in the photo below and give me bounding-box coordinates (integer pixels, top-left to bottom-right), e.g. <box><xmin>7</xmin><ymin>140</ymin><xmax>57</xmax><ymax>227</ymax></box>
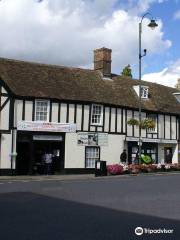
<box><xmin>140</xmin><ymin>118</ymin><xmax>156</xmax><ymax>129</ymax></box>
<box><xmin>127</xmin><ymin>118</ymin><xmax>139</xmax><ymax>126</ymax></box>
<box><xmin>127</xmin><ymin>118</ymin><xmax>155</xmax><ymax>130</ymax></box>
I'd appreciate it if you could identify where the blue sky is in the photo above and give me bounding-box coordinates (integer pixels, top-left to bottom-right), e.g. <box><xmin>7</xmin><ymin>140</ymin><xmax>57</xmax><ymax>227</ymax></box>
<box><xmin>0</xmin><ymin>0</ymin><xmax>180</xmax><ymax>87</ymax></box>
<box><xmin>143</xmin><ymin>0</ymin><xmax>180</xmax><ymax>71</ymax></box>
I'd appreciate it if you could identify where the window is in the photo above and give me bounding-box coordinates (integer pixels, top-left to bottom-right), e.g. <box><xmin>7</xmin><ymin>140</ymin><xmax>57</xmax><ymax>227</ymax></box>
<box><xmin>173</xmin><ymin>93</ymin><xmax>180</xmax><ymax>103</ymax></box>
<box><xmin>91</xmin><ymin>104</ymin><xmax>103</xmax><ymax>125</ymax></box>
<box><xmin>85</xmin><ymin>147</ymin><xmax>100</xmax><ymax>168</ymax></box>
<box><xmin>141</xmin><ymin>87</ymin><xmax>149</xmax><ymax>99</ymax></box>
<box><xmin>147</xmin><ymin>114</ymin><xmax>157</xmax><ymax>133</ymax></box>
<box><xmin>133</xmin><ymin>85</ymin><xmax>149</xmax><ymax>99</ymax></box>
<box><xmin>35</xmin><ymin>100</ymin><xmax>50</xmax><ymax>122</ymax></box>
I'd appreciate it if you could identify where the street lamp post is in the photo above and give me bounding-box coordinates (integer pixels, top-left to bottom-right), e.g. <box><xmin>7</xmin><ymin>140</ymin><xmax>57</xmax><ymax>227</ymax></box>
<box><xmin>138</xmin><ymin>13</ymin><xmax>158</xmax><ymax>165</ymax></box>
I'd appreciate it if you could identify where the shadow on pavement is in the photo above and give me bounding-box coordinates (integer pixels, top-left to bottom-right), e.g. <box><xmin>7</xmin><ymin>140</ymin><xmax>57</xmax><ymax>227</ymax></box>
<box><xmin>0</xmin><ymin>192</ymin><xmax>179</xmax><ymax>240</ymax></box>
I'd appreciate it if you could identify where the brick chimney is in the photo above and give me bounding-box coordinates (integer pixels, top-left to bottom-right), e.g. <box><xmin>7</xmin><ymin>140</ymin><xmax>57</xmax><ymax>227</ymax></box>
<box><xmin>94</xmin><ymin>47</ymin><xmax>112</xmax><ymax>77</ymax></box>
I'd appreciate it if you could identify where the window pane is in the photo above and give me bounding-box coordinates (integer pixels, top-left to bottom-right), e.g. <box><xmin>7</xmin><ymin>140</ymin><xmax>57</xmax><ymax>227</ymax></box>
<box><xmin>86</xmin><ymin>147</ymin><xmax>99</xmax><ymax>168</ymax></box>
<box><xmin>91</xmin><ymin>105</ymin><xmax>102</xmax><ymax>125</ymax></box>
<box><xmin>35</xmin><ymin>100</ymin><xmax>49</xmax><ymax>121</ymax></box>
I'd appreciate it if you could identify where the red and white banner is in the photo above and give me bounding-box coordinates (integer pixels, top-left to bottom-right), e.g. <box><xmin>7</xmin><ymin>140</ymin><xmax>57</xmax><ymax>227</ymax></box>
<box><xmin>17</xmin><ymin>121</ymin><xmax>76</xmax><ymax>133</ymax></box>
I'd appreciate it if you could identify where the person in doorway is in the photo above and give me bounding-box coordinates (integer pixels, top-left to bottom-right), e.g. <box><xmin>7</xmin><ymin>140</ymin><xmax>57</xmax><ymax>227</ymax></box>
<box><xmin>165</xmin><ymin>149</ymin><xmax>172</xmax><ymax>164</ymax></box>
<box><xmin>120</xmin><ymin>149</ymin><xmax>127</xmax><ymax>163</ymax></box>
<box><xmin>43</xmin><ymin>151</ymin><xmax>53</xmax><ymax>175</ymax></box>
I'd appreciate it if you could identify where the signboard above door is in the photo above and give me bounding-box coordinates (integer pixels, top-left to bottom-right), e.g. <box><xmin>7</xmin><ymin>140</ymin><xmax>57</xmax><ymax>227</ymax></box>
<box><xmin>33</xmin><ymin>135</ymin><xmax>63</xmax><ymax>141</ymax></box>
<box><xmin>17</xmin><ymin>121</ymin><xmax>76</xmax><ymax>133</ymax></box>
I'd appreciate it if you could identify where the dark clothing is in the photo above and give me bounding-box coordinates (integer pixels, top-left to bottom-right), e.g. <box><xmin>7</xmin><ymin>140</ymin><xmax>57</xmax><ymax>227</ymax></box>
<box><xmin>165</xmin><ymin>153</ymin><xmax>172</xmax><ymax>164</ymax></box>
<box><xmin>120</xmin><ymin>151</ymin><xmax>127</xmax><ymax>162</ymax></box>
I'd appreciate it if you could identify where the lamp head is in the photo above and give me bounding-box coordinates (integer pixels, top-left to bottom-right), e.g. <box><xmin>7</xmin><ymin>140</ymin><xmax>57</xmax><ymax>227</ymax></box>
<box><xmin>148</xmin><ymin>19</ymin><xmax>158</xmax><ymax>30</ymax></box>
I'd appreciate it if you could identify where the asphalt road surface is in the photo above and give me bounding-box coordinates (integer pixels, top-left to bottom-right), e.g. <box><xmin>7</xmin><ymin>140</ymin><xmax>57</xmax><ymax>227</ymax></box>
<box><xmin>0</xmin><ymin>174</ymin><xmax>180</xmax><ymax>240</ymax></box>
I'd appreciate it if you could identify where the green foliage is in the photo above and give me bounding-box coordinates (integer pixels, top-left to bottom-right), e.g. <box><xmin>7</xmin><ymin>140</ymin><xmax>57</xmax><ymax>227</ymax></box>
<box><xmin>127</xmin><ymin>118</ymin><xmax>155</xmax><ymax>130</ymax></box>
<box><xmin>140</xmin><ymin>118</ymin><xmax>156</xmax><ymax>129</ymax></box>
<box><xmin>127</xmin><ymin>118</ymin><xmax>139</xmax><ymax>126</ymax></box>
<box><xmin>121</xmin><ymin>64</ymin><xmax>132</xmax><ymax>78</ymax></box>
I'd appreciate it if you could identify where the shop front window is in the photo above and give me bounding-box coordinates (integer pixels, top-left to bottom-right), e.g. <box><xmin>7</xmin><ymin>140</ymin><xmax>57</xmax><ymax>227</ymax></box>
<box><xmin>85</xmin><ymin>147</ymin><xmax>100</xmax><ymax>168</ymax></box>
<box><xmin>128</xmin><ymin>143</ymin><xmax>158</xmax><ymax>164</ymax></box>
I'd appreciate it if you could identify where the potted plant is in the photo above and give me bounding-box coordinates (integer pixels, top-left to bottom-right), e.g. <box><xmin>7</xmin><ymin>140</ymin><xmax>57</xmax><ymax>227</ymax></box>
<box><xmin>127</xmin><ymin>118</ymin><xmax>156</xmax><ymax>130</ymax></box>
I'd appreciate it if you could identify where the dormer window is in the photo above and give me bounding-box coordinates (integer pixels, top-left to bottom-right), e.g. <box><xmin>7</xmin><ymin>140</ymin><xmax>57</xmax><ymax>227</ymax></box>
<box><xmin>141</xmin><ymin>86</ymin><xmax>149</xmax><ymax>99</ymax></box>
<box><xmin>173</xmin><ymin>93</ymin><xmax>180</xmax><ymax>103</ymax></box>
<box><xmin>133</xmin><ymin>85</ymin><xmax>149</xmax><ymax>99</ymax></box>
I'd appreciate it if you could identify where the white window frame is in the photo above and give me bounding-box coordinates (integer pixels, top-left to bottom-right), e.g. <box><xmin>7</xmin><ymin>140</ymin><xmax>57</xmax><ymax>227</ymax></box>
<box><xmin>91</xmin><ymin>104</ymin><xmax>103</xmax><ymax>126</ymax></box>
<box><xmin>141</xmin><ymin>86</ymin><xmax>149</xmax><ymax>99</ymax></box>
<box><xmin>133</xmin><ymin>85</ymin><xmax>149</xmax><ymax>99</ymax></box>
<box><xmin>147</xmin><ymin>114</ymin><xmax>157</xmax><ymax>133</ymax></box>
<box><xmin>35</xmin><ymin>99</ymin><xmax>50</xmax><ymax>122</ymax></box>
<box><xmin>85</xmin><ymin>147</ymin><xmax>100</xmax><ymax>168</ymax></box>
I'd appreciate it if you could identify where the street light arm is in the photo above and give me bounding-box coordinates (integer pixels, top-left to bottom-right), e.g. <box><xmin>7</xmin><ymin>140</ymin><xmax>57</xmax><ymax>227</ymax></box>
<box><xmin>140</xmin><ymin>12</ymin><xmax>153</xmax><ymax>24</ymax></box>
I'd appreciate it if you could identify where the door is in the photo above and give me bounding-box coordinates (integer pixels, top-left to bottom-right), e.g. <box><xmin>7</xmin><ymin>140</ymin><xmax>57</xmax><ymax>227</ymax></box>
<box><xmin>16</xmin><ymin>142</ymin><xmax>30</xmax><ymax>175</ymax></box>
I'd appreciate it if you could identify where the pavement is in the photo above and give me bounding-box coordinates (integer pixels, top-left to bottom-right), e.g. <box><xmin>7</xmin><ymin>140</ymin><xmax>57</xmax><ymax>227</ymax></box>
<box><xmin>0</xmin><ymin>170</ymin><xmax>180</xmax><ymax>181</ymax></box>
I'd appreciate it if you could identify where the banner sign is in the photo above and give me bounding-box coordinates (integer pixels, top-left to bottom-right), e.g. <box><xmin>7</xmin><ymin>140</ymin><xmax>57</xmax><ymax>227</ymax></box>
<box><xmin>126</xmin><ymin>137</ymin><xmax>177</xmax><ymax>144</ymax></box>
<box><xmin>17</xmin><ymin>121</ymin><xmax>76</xmax><ymax>133</ymax></box>
<box><xmin>77</xmin><ymin>133</ymin><xmax>108</xmax><ymax>146</ymax></box>
<box><xmin>33</xmin><ymin>135</ymin><xmax>63</xmax><ymax>141</ymax></box>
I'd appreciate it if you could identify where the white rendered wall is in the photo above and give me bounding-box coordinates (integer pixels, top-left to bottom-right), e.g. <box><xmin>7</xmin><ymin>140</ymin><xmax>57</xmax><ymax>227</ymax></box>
<box><xmin>16</xmin><ymin>100</ymin><xmax>23</xmax><ymax>123</ymax></box>
<box><xmin>65</xmin><ymin>133</ymin><xmax>126</xmax><ymax>168</ymax></box>
<box><xmin>0</xmin><ymin>133</ymin><xmax>12</xmax><ymax>169</ymax></box>
<box><xmin>127</xmin><ymin>110</ymin><xmax>133</xmax><ymax>136</ymax></box>
<box><xmin>25</xmin><ymin>101</ymin><xmax>33</xmax><ymax>121</ymax></box>
<box><xmin>110</xmin><ymin>108</ymin><xmax>116</xmax><ymax>132</ymax></box>
<box><xmin>69</xmin><ymin>104</ymin><xmax>75</xmax><ymax>123</ymax></box>
<box><xmin>101</xmin><ymin>134</ymin><xmax>125</xmax><ymax>165</ymax></box>
<box><xmin>83</xmin><ymin>105</ymin><xmax>89</xmax><ymax>131</ymax></box>
<box><xmin>51</xmin><ymin>103</ymin><xmax>59</xmax><ymax>122</ymax></box>
<box><xmin>65</xmin><ymin>133</ymin><xmax>85</xmax><ymax>168</ymax></box>
<box><xmin>0</xmin><ymin>100</ymin><xmax>10</xmax><ymax>130</ymax></box>
<box><xmin>104</xmin><ymin>107</ymin><xmax>109</xmax><ymax>132</ymax></box>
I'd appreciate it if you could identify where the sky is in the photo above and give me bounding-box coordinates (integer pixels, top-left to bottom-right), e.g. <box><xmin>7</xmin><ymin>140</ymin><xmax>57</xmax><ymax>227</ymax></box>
<box><xmin>0</xmin><ymin>0</ymin><xmax>180</xmax><ymax>88</ymax></box>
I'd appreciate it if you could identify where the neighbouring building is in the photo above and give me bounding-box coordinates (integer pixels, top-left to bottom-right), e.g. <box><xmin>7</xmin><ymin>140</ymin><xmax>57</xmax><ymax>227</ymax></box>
<box><xmin>0</xmin><ymin>47</ymin><xmax>180</xmax><ymax>175</ymax></box>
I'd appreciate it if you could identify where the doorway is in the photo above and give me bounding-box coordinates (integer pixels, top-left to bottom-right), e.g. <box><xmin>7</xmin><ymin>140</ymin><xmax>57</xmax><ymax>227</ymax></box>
<box><xmin>16</xmin><ymin>132</ymin><xmax>65</xmax><ymax>175</ymax></box>
<box><xmin>33</xmin><ymin>140</ymin><xmax>64</xmax><ymax>174</ymax></box>
<box><xmin>16</xmin><ymin>142</ymin><xmax>31</xmax><ymax>175</ymax></box>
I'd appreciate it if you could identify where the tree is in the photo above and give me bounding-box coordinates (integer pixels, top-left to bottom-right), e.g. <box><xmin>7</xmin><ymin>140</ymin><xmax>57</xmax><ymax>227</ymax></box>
<box><xmin>121</xmin><ymin>64</ymin><xmax>132</xmax><ymax>78</ymax></box>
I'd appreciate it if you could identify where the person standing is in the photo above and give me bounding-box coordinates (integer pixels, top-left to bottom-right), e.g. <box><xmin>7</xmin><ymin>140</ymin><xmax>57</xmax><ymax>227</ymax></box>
<box><xmin>120</xmin><ymin>149</ymin><xmax>127</xmax><ymax>163</ymax></box>
<box><xmin>43</xmin><ymin>152</ymin><xmax>53</xmax><ymax>175</ymax></box>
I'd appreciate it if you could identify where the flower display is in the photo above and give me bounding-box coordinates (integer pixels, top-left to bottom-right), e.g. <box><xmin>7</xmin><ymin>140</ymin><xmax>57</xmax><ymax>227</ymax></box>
<box><xmin>107</xmin><ymin>164</ymin><xmax>123</xmax><ymax>175</ymax></box>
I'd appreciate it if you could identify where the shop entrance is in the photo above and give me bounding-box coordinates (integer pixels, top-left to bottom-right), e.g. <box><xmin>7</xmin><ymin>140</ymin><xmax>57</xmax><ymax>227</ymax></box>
<box><xmin>33</xmin><ymin>140</ymin><xmax>64</xmax><ymax>174</ymax></box>
<box><xmin>16</xmin><ymin>132</ymin><xmax>65</xmax><ymax>175</ymax></box>
<box><xmin>128</xmin><ymin>142</ymin><xmax>158</xmax><ymax>164</ymax></box>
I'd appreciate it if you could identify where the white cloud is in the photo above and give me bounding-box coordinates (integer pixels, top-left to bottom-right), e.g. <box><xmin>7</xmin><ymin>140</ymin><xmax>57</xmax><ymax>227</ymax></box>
<box><xmin>142</xmin><ymin>59</ymin><xmax>180</xmax><ymax>87</ymax></box>
<box><xmin>0</xmin><ymin>0</ymin><xmax>171</xmax><ymax>74</ymax></box>
<box><xmin>173</xmin><ymin>9</ymin><xmax>180</xmax><ymax>19</ymax></box>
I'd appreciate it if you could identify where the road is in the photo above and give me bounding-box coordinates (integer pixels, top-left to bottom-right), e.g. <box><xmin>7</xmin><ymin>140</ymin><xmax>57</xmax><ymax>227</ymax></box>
<box><xmin>0</xmin><ymin>174</ymin><xmax>180</xmax><ymax>240</ymax></box>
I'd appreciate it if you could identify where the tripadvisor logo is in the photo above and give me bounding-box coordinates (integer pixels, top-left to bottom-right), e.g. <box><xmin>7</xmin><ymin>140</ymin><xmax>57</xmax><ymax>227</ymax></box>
<box><xmin>135</xmin><ymin>227</ymin><xmax>143</xmax><ymax>236</ymax></box>
<box><xmin>135</xmin><ymin>227</ymin><xmax>174</xmax><ymax>235</ymax></box>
